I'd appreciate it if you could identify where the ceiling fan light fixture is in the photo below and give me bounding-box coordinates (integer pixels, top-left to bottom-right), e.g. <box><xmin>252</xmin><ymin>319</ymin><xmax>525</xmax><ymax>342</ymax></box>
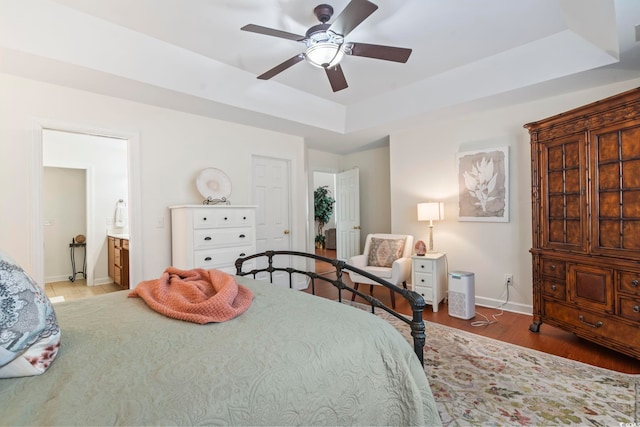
<box><xmin>305</xmin><ymin>42</ymin><xmax>345</xmax><ymax>68</ymax></box>
<box><xmin>241</xmin><ymin>0</ymin><xmax>411</xmax><ymax>91</ymax></box>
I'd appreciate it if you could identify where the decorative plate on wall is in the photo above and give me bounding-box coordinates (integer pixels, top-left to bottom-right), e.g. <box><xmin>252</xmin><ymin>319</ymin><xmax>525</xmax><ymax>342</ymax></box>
<box><xmin>196</xmin><ymin>168</ymin><xmax>231</xmax><ymax>204</ymax></box>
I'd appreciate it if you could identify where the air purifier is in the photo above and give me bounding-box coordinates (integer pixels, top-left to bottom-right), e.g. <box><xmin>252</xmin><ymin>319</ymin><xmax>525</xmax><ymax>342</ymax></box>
<box><xmin>448</xmin><ymin>270</ymin><xmax>475</xmax><ymax>319</ymax></box>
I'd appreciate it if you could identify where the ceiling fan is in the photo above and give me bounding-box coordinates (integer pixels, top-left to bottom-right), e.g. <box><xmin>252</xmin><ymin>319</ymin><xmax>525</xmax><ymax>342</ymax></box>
<box><xmin>241</xmin><ymin>0</ymin><xmax>412</xmax><ymax>92</ymax></box>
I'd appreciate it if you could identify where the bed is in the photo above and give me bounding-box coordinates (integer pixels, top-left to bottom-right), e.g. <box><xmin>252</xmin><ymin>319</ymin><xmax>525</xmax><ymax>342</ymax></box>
<box><xmin>0</xmin><ymin>250</ymin><xmax>441</xmax><ymax>426</ymax></box>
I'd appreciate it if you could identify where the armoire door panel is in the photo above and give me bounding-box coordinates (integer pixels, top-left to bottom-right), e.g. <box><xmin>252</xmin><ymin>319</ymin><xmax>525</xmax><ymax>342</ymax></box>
<box><xmin>598</xmin><ymin>191</ymin><xmax>620</xmax><ymax>217</ymax></box>
<box><xmin>598</xmin><ymin>220</ymin><xmax>622</xmax><ymax>248</ymax></box>
<box><xmin>620</xmin><ymin>126</ymin><xmax>640</xmax><ymax>157</ymax></box>
<box><xmin>592</xmin><ymin>120</ymin><xmax>640</xmax><ymax>256</ymax></box>
<box><xmin>540</xmin><ymin>136</ymin><xmax>588</xmax><ymax>251</ymax></box>
<box><xmin>597</xmin><ymin>163</ymin><xmax>620</xmax><ymax>189</ymax></box>
<box><xmin>622</xmin><ymin>160</ymin><xmax>640</xmax><ymax>187</ymax></box>
<box><xmin>623</xmin><ymin>191</ymin><xmax>640</xmax><ymax>217</ymax></box>
<box><xmin>622</xmin><ymin>221</ymin><xmax>640</xmax><ymax>250</ymax></box>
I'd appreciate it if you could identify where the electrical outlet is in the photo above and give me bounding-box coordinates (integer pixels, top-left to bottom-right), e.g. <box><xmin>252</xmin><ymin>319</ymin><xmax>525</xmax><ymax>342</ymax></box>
<box><xmin>504</xmin><ymin>274</ymin><xmax>514</xmax><ymax>287</ymax></box>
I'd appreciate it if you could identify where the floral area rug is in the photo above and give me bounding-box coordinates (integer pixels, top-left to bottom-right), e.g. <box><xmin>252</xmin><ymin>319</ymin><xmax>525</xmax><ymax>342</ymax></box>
<box><xmin>343</xmin><ymin>301</ymin><xmax>640</xmax><ymax>426</ymax></box>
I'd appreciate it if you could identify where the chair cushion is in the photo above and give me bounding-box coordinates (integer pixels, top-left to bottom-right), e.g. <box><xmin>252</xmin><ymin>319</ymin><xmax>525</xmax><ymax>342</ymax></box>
<box><xmin>0</xmin><ymin>250</ymin><xmax>61</xmax><ymax>378</ymax></box>
<box><xmin>361</xmin><ymin>266</ymin><xmax>393</xmax><ymax>279</ymax></box>
<box><xmin>367</xmin><ymin>237</ymin><xmax>406</xmax><ymax>268</ymax></box>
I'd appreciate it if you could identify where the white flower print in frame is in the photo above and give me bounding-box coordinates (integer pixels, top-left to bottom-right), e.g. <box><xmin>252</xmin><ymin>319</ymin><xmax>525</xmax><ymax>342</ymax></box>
<box><xmin>457</xmin><ymin>146</ymin><xmax>509</xmax><ymax>222</ymax></box>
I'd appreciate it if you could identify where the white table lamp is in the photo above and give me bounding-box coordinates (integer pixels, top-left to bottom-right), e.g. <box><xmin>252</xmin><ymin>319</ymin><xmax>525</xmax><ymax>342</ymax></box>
<box><xmin>417</xmin><ymin>202</ymin><xmax>444</xmax><ymax>253</ymax></box>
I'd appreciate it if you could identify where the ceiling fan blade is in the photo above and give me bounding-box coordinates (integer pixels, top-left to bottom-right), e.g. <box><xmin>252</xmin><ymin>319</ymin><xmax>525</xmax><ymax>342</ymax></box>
<box><xmin>325</xmin><ymin>64</ymin><xmax>348</xmax><ymax>92</ymax></box>
<box><xmin>257</xmin><ymin>54</ymin><xmax>305</xmax><ymax>80</ymax></box>
<box><xmin>241</xmin><ymin>24</ymin><xmax>306</xmax><ymax>42</ymax></box>
<box><xmin>328</xmin><ymin>0</ymin><xmax>378</xmax><ymax>37</ymax></box>
<box><xmin>349</xmin><ymin>42</ymin><xmax>412</xmax><ymax>63</ymax></box>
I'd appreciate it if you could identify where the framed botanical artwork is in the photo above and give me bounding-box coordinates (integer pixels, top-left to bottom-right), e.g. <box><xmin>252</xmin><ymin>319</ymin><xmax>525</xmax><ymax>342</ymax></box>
<box><xmin>457</xmin><ymin>146</ymin><xmax>509</xmax><ymax>222</ymax></box>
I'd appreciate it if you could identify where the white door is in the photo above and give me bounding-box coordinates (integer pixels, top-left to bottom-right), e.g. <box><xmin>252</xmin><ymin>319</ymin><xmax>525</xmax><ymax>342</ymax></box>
<box><xmin>336</xmin><ymin>168</ymin><xmax>360</xmax><ymax>260</ymax></box>
<box><xmin>252</xmin><ymin>156</ymin><xmax>292</xmax><ymax>286</ymax></box>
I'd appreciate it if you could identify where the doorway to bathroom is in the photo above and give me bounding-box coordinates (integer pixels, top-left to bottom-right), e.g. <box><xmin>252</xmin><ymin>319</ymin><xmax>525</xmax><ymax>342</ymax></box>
<box><xmin>42</xmin><ymin>129</ymin><xmax>128</xmax><ymax>292</ymax></box>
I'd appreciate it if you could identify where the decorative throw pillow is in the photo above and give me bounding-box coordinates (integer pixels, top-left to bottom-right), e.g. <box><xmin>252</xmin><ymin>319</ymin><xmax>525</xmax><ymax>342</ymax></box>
<box><xmin>0</xmin><ymin>250</ymin><xmax>61</xmax><ymax>378</ymax></box>
<box><xmin>367</xmin><ymin>237</ymin><xmax>406</xmax><ymax>268</ymax></box>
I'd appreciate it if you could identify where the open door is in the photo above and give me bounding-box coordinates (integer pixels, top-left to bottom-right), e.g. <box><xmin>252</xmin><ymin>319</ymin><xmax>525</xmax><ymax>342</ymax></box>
<box><xmin>336</xmin><ymin>168</ymin><xmax>360</xmax><ymax>260</ymax></box>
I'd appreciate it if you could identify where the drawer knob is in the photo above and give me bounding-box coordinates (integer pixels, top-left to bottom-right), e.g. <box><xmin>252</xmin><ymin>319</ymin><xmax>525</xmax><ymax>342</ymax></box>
<box><xmin>224</xmin><ymin>217</ymin><xmax>228</xmax><ymax>221</ymax></box>
<box><xmin>239</xmin><ymin>253</ymin><xmax>246</xmax><ymax>257</ymax></box>
<box><xmin>204</xmin><ymin>237</ymin><xmax>212</xmax><ymax>241</ymax></box>
<box><xmin>578</xmin><ymin>315</ymin><xmax>603</xmax><ymax>329</ymax></box>
<box><xmin>204</xmin><ymin>257</ymin><xmax>212</xmax><ymax>261</ymax></box>
<box><xmin>631</xmin><ymin>279</ymin><xmax>639</xmax><ymax>287</ymax></box>
<box><xmin>551</xmin><ymin>284</ymin><xmax>557</xmax><ymax>291</ymax></box>
<box><xmin>550</xmin><ymin>264</ymin><xmax>556</xmax><ymax>271</ymax></box>
<box><xmin>420</xmin><ymin>279</ymin><xmax>425</xmax><ymax>283</ymax></box>
<box><xmin>243</xmin><ymin>216</ymin><xmax>247</xmax><ymax>220</ymax></box>
<box><xmin>239</xmin><ymin>234</ymin><xmax>246</xmax><ymax>238</ymax></box>
<box><xmin>634</xmin><ymin>305</ymin><xmax>639</xmax><ymax>313</ymax></box>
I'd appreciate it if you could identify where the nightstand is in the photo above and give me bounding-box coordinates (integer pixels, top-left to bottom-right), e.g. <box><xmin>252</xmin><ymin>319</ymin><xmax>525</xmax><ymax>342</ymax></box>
<box><xmin>411</xmin><ymin>253</ymin><xmax>447</xmax><ymax>312</ymax></box>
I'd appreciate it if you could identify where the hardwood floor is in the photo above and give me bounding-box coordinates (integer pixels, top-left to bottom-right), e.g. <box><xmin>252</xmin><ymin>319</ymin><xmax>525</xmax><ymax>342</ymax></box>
<box><xmin>312</xmin><ymin>250</ymin><xmax>640</xmax><ymax>374</ymax></box>
<box><xmin>45</xmin><ymin>279</ymin><xmax>124</xmax><ymax>302</ymax></box>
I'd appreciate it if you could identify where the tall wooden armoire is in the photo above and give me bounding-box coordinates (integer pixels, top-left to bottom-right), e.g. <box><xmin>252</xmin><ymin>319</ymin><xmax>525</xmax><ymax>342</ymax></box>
<box><xmin>525</xmin><ymin>87</ymin><xmax>640</xmax><ymax>359</ymax></box>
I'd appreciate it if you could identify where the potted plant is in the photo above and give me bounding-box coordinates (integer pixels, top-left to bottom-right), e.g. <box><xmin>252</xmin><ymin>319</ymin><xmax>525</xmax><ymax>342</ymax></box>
<box><xmin>314</xmin><ymin>185</ymin><xmax>335</xmax><ymax>249</ymax></box>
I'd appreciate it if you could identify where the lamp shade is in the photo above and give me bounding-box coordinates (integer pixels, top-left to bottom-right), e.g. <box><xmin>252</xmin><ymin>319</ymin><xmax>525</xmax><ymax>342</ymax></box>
<box><xmin>305</xmin><ymin>43</ymin><xmax>345</xmax><ymax>68</ymax></box>
<box><xmin>417</xmin><ymin>202</ymin><xmax>444</xmax><ymax>222</ymax></box>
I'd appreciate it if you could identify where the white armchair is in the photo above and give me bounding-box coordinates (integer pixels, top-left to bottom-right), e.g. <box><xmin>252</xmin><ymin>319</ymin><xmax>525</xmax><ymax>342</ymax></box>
<box><xmin>348</xmin><ymin>233</ymin><xmax>414</xmax><ymax>308</ymax></box>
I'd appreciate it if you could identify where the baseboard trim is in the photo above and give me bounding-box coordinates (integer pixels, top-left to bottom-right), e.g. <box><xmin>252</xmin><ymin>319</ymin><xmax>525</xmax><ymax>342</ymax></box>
<box><xmin>45</xmin><ymin>274</ymin><xmax>71</xmax><ymax>283</ymax></box>
<box><xmin>474</xmin><ymin>296</ymin><xmax>533</xmax><ymax>315</ymax></box>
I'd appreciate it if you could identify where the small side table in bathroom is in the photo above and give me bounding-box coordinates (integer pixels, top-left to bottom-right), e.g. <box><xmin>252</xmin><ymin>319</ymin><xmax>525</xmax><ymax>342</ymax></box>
<box><xmin>69</xmin><ymin>241</ymin><xmax>86</xmax><ymax>282</ymax></box>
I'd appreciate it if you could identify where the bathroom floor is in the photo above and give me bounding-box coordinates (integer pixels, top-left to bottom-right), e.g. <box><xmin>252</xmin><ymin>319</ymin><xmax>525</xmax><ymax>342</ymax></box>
<box><xmin>45</xmin><ymin>279</ymin><xmax>123</xmax><ymax>303</ymax></box>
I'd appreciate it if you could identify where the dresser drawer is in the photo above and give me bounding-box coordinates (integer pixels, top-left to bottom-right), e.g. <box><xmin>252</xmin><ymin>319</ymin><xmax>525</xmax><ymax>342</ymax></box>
<box><xmin>194</xmin><ymin>246</ymin><xmax>254</xmax><ymax>270</ymax></box>
<box><xmin>193</xmin><ymin>208</ymin><xmax>254</xmax><ymax>229</ymax></box>
<box><xmin>543</xmin><ymin>299</ymin><xmax>640</xmax><ymax>349</ymax></box>
<box><xmin>541</xmin><ymin>258</ymin><xmax>566</xmax><ymax>279</ymax></box>
<box><xmin>193</xmin><ymin>228</ymin><xmax>253</xmax><ymax>249</ymax></box>
<box><xmin>618</xmin><ymin>270</ymin><xmax>640</xmax><ymax>295</ymax></box>
<box><xmin>541</xmin><ymin>278</ymin><xmax>566</xmax><ymax>300</ymax></box>
<box><xmin>412</xmin><ymin>285</ymin><xmax>433</xmax><ymax>302</ymax></box>
<box><xmin>413</xmin><ymin>259</ymin><xmax>434</xmax><ymax>273</ymax></box>
<box><xmin>618</xmin><ymin>296</ymin><xmax>640</xmax><ymax>323</ymax></box>
<box><xmin>414</xmin><ymin>272</ymin><xmax>433</xmax><ymax>287</ymax></box>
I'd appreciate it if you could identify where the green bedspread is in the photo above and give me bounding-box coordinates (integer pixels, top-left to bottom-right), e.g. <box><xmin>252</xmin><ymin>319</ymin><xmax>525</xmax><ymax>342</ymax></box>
<box><xmin>0</xmin><ymin>276</ymin><xmax>441</xmax><ymax>426</ymax></box>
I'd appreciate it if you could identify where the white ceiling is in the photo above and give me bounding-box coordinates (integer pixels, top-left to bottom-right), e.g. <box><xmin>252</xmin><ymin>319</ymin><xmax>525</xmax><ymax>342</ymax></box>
<box><xmin>1</xmin><ymin>0</ymin><xmax>639</xmax><ymax>153</ymax></box>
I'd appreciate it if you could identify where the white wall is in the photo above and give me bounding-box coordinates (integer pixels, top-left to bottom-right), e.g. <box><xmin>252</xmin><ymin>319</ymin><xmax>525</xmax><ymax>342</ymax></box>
<box><xmin>343</xmin><ymin>145</ymin><xmax>391</xmax><ymax>242</ymax></box>
<box><xmin>0</xmin><ymin>73</ymin><xmax>306</xmax><ymax>286</ymax></box>
<box><xmin>390</xmin><ymin>78</ymin><xmax>640</xmax><ymax>314</ymax></box>
<box><xmin>43</xmin><ymin>167</ymin><xmax>86</xmax><ymax>282</ymax></box>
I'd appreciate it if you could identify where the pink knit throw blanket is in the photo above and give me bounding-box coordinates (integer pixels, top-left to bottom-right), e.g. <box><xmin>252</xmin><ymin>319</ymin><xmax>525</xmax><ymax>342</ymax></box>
<box><xmin>128</xmin><ymin>267</ymin><xmax>254</xmax><ymax>324</ymax></box>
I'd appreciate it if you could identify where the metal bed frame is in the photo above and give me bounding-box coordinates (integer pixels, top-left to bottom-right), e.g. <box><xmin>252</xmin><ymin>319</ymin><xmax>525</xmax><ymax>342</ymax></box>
<box><xmin>235</xmin><ymin>250</ymin><xmax>427</xmax><ymax>365</ymax></box>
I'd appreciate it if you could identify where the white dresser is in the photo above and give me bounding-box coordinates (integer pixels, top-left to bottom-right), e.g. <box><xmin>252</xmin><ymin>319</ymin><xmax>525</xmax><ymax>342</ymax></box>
<box><xmin>411</xmin><ymin>253</ymin><xmax>447</xmax><ymax>312</ymax></box>
<box><xmin>169</xmin><ymin>205</ymin><xmax>257</xmax><ymax>274</ymax></box>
